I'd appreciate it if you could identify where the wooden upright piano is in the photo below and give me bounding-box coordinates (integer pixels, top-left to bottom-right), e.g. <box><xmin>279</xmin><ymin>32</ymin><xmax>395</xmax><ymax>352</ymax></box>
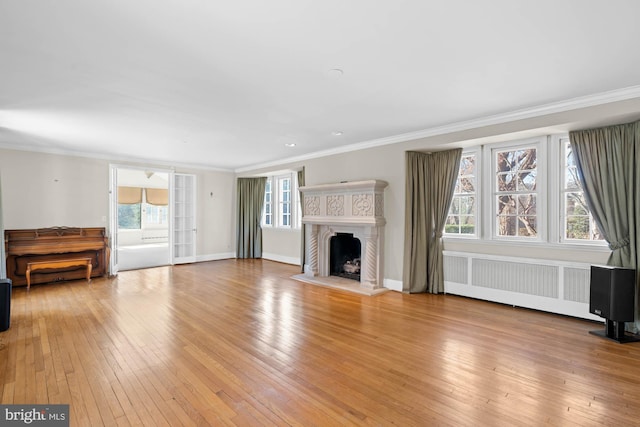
<box><xmin>5</xmin><ymin>227</ymin><xmax>110</xmax><ymax>287</ymax></box>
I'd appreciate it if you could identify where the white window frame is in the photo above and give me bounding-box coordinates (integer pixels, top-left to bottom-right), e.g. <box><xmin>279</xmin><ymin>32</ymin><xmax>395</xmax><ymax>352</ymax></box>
<box><xmin>487</xmin><ymin>137</ymin><xmax>546</xmax><ymax>242</ymax></box>
<box><xmin>445</xmin><ymin>149</ymin><xmax>480</xmax><ymax>239</ymax></box>
<box><xmin>142</xmin><ymin>203</ymin><xmax>168</xmax><ymax>229</ymax></box>
<box><xmin>262</xmin><ymin>172</ymin><xmax>300</xmax><ymax>229</ymax></box>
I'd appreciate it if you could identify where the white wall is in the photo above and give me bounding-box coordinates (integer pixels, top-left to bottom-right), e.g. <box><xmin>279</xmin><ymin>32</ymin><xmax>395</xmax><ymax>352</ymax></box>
<box><xmin>0</xmin><ymin>149</ymin><xmax>109</xmax><ymax>228</ymax></box>
<box><xmin>262</xmin><ymin>227</ymin><xmax>302</xmax><ymax>265</ymax></box>
<box><xmin>0</xmin><ymin>148</ymin><xmax>236</xmax><ymax>261</ymax></box>
<box><xmin>194</xmin><ymin>168</ymin><xmax>235</xmax><ymax>259</ymax></box>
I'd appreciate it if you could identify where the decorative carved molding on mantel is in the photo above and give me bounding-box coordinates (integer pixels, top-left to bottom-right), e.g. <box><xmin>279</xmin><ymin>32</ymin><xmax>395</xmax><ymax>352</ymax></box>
<box><xmin>299</xmin><ymin>180</ymin><xmax>388</xmax><ymax>290</ymax></box>
<box><xmin>300</xmin><ymin>180</ymin><xmax>388</xmax><ymax>227</ymax></box>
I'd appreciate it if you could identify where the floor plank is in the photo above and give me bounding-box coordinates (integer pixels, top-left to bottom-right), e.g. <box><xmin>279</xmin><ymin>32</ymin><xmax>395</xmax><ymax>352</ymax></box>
<box><xmin>1</xmin><ymin>259</ymin><xmax>640</xmax><ymax>426</ymax></box>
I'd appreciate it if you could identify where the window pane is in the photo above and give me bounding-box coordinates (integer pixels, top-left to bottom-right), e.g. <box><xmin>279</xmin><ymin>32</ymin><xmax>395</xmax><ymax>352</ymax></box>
<box><xmin>566</xmin><ymin>193</ymin><xmax>588</xmax><ymax>215</ymax></box>
<box><xmin>566</xmin><ymin>215</ymin><xmax>590</xmax><ymax>239</ymax></box>
<box><xmin>517</xmin><ymin>171</ymin><xmax>536</xmax><ymax>191</ymax></box>
<box><xmin>460</xmin><ymin>215</ymin><xmax>475</xmax><ymax>234</ymax></box>
<box><xmin>118</xmin><ymin>204</ymin><xmax>141</xmax><ymax>229</ymax></box>
<box><xmin>565</xmin><ymin>166</ymin><xmax>580</xmax><ymax>190</ymax></box>
<box><xmin>450</xmin><ymin>197</ymin><xmax>460</xmax><ymax>214</ymax></box>
<box><xmin>497</xmin><ymin>215</ymin><xmax>517</xmax><ymax>236</ymax></box>
<box><xmin>518</xmin><ymin>216</ymin><xmax>537</xmax><ymax>237</ymax></box>
<box><xmin>460</xmin><ymin>177</ymin><xmax>475</xmax><ymax>193</ymax></box>
<box><xmin>497</xmin><ymin>195</ymin><xmax>516</xmax><ymax>215</ymax></box>
<box><xmin>459</xmin><ymin>196</ymin><xmax>475</xmax><ymax>215</ymax></box>
<box><xmin>445</xmin><ymin>216</ymin><xmax>460</xmax><ymax>234</ymax></box>
<box><xmin>517</xmin><ymin>194</ymin><xmax>536</xmax><ymax>215</ymax></box>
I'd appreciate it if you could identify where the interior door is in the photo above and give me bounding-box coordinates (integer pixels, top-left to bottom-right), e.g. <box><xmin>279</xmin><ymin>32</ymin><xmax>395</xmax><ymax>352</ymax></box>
<box><xmin>172</xmin><ymin>173</ymin><xmax>197</xmax><ymax>264</ymax></box>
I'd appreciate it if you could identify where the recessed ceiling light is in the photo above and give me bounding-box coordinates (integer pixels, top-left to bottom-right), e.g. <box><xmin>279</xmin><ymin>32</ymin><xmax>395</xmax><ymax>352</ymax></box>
<box><xmin>327</xmin><ymin>68</ymin><xmax>344</xmax><ymax>78</ymax></box>
<box><xmin>332</xmin><ymin>131</ymin><xmax>343</xmax><ymax>136</ymax></box>
<box><xmin>284</xmin><ymin>143</ymin><xmax>296</xmax><ymax>147</ymax></box>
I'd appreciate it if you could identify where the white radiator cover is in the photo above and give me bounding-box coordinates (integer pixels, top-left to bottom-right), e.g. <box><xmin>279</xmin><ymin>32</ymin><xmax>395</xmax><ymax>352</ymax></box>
<box><xmin>443</xmin><ymin>251</ymin><xmax>601</xmax><ymax>321</ymax></box>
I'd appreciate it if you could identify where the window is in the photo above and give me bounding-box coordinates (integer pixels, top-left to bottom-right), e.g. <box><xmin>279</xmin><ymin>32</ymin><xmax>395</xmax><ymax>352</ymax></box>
<box><xmin>446</xmin><ymin>153</ymin><xmax>478</xmax><ymax>236</ymax></box>
<box><xmin>442</xmin><ymin>136</ymin><xmax>606</xmax><ymax>247</ymax></box>
<box><xmin>263</xmin><ymin>172</ymin><xmax>300</xmax><ymax>228</ymax></box>
<box><xmin>493</xmin><ymin>144</ymin><xmax>539</xmax><ymax>238</ymax></box>
<box><xmin>562</xmin><ymin>139</ymin><xmax>604</xmax><ymax>242</ymax></box>
<box><xmin>118</xmin><ymin>204</ymin><xmax>141</xmax><ymax>229</ymax></box>
<box><xmin>264</xmin><ymin>179</ymin><xmax>273</xmax><ymax>226</ymax></box>
<box><xmin>279</xmin><ymin>176</ymin><xmax>291</xmax><ymax>226</ymax></box>
<box><xmin>145</xmin><ymin>204</ymin><xmax>168</xmax><ymax>226</ymax></box>
<box><xmin>118</xmin><ymin>188</ymin><xmax>168</xmax><ymax>230</ymax></box>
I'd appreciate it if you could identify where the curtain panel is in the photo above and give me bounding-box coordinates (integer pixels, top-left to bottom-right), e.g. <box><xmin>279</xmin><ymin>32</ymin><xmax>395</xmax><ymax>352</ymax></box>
<box><xmin>236</xmin><ymin>177</ymin><xmax>267</xmax><ymax>259</ymax></box>
<box><xmin>403</xmin><ymin>149</ymin><xmax>462</xmax><ymax>294</ymax></box>
<box><xmin>569</xmin><ymin>120</ymin><xmax>640</xmax><ymax>332</ymax></box>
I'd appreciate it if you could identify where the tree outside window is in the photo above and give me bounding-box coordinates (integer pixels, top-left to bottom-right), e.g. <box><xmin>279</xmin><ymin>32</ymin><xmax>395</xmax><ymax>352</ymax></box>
<box><xmin>563</xmin><ymin>140</ymin><xmax>603</xmax><ymax>241</ymax></box>
<box><xmin>446</xmin><ymin>154</ymin><xmax>477</xmax><ymax>235</ymax></box>
<box><xmin>118</xmin><ymin>204</ymin><xmax>141</xmax><ymax>229</ymax></box>
<box><xmin>495</xmin><ymin>147</ymin><xmax>538</xmax><ymax>238</ymax></box>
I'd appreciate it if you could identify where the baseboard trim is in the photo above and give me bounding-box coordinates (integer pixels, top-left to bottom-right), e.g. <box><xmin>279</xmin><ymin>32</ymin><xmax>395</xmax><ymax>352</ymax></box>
<box><xmin>383</xmin><ymin>278</ymin><xmax>403</xmax><ymax>292</ymax></box>
<box><xmin>196</xmin><ymin>252</ymin><xmax>235</xmax><ymax>263</ymax></box>
<box><xmin>262</xmin><ymin>253</ymin><xmax>301</xmax><ymax>266</ymax></box>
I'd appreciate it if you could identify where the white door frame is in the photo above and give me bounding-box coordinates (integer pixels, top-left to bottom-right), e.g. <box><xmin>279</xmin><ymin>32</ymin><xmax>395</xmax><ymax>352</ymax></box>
<box><xmin>108</xmin><ymin>164</ymin><xmax>174</xmax><ymax>274</ymax></box>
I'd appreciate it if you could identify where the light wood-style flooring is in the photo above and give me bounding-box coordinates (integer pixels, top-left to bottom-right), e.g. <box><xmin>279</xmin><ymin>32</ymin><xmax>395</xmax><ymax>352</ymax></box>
<box><xmin>1</xmin><ymin>259</ymin><xmax>640</xmax><ymax>426</ymax></box>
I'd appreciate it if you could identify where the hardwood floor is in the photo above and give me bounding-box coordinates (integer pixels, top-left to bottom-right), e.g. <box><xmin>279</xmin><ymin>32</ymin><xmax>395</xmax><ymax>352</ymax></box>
<box><xmin>1</xmin><ymin>259</ymin><xmax>640</xmax><ymax>426</ymax></box>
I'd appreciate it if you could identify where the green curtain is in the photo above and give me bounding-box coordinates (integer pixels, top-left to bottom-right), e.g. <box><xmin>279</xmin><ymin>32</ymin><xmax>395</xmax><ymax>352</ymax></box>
<box><xmin>236</xmin><ymin>177</ymin><xmax>267</xmax><ymax>259</ymax></box>
<box><xmin>297</xmin><ymin>167</ymin><xmax>306</xmax><ymax>273</ymax></box>
<box><xmin>569</xmin><ymin>120</ymin><xmax>640</xmax><ymax>332</ymax></box>
<box><xmin>403</xmin><ymin>149</ymin><xmax>462</xmax><ymax>293</ymax></box>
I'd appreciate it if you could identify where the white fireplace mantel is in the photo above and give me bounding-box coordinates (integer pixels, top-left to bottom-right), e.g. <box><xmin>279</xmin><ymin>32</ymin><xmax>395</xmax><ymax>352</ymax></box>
<box><xmin>300</xmin><ymin>180</ymin><xmax>388</xmax><ymax>291</ymax></box>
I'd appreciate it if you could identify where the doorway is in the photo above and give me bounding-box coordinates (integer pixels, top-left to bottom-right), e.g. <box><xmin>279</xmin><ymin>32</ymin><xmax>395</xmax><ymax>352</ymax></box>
<box><xmin>114</xmin><ymin>168</ymin><xmax>170</xmax><ymax>271</ymax></box>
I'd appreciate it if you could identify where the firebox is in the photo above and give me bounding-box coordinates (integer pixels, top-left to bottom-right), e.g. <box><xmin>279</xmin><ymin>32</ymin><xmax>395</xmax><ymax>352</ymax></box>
<box><xmin>329</xmin><ymin>233</ymin><xmax>361</xmax><ymax>281</ymax></box>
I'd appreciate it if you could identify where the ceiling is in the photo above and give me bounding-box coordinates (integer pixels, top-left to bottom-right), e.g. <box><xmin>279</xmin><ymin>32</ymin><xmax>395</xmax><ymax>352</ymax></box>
<box><xmin>2</xmin><ymin>0</ymin><xmax>640</xmax><ymax>171</ymax></box>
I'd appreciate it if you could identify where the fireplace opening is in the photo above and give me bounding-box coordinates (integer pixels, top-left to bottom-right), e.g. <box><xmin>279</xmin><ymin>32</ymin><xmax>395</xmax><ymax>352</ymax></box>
<box><xmin>329</xmin><ymin>233</ymin><xmax>361</xmax><ymax>281</ymax></box>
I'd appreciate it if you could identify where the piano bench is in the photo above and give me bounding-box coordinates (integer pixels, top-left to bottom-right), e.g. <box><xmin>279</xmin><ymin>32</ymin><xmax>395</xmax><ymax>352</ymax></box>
<box><xmin>25</xmin><ymin>258</ymin><xmax>93</xmax><ymax>290</ymax></box>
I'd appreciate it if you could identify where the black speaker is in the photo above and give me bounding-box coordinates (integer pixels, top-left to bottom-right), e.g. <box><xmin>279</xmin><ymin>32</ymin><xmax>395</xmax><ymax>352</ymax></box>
<box><xmin>0</xmin><ymin>279</ymin><xmax>10</xmax><ymax>332</ymax></box>
<box><xmin>589</xmin><ymin>265</ymin><xmax>635</xmax><ymax>321</ymax></box>
<box><xmin>589</xmin><ymin>265</ymin><xmax>638</xmax><ymax>343</ymax></box>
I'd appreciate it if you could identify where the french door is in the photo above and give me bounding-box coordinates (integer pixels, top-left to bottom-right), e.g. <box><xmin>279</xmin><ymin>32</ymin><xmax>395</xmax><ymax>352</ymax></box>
<box><xmin>172</xmin><ymin>173</ymin><xmax>197</xmax><ymax>264</ymax></box>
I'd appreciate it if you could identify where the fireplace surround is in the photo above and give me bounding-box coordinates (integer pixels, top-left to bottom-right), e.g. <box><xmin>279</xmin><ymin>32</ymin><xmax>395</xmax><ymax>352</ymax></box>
<box><xmin>299</xmin><ymin>180</ymin><xmax>388</xmax><ymax>293</ymax></box>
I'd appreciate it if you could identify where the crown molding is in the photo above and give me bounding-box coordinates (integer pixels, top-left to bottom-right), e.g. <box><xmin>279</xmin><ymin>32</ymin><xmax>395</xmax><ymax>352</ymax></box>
<box><xmin>235</xmin><ymin>85</ymin><xmax>640</xmax><ymax>173</ymax></box>
<box><xmin>0</xmin><ymin>140</ymin><xmax>234</xmax><ymax>173</ymax></box>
